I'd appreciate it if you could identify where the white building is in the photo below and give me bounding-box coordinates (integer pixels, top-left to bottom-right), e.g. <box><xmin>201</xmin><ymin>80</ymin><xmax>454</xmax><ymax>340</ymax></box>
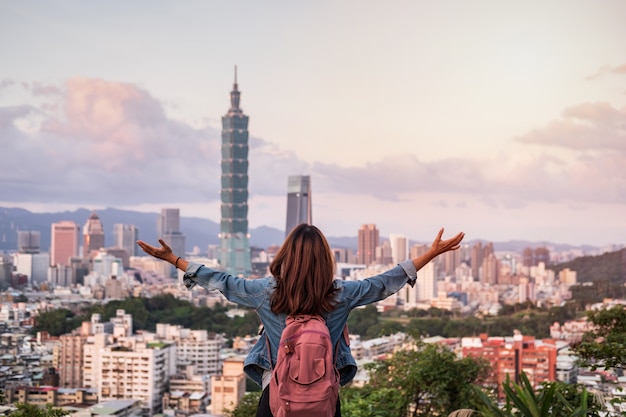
<box><xmin>99</xmin><ymin>336</ymin><xmax>176</xmax><ymax>416</ymax></box>
<box><xmin>14</xmin><ymin>252</ymin><xmax>50</xmax><ymax>286</ymax></box>
<box><xmin>404</xmin><ymin>261</ymin><xmax>436</xmax><ymax>310</ymax></box>
<box><xmin>388</xmin><ymin>233</ymin><xmax>409</xmax><ymax>266</ymax></box>
<box><xmin>155</xmin><ymin>324</ymin><xmax>224</xmax><ymax>375</ymax></box>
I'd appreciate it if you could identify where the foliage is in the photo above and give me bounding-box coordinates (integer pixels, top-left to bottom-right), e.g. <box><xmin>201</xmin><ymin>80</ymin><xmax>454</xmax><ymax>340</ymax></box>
<box><xmin>364</xmin><ymin>341</ymin><xmax>490</xmax><ymax>417</ymax></box>
<box><xmin>223</xmin><ymin>391</ymin><xmax>261</xmax><ymax>417</ymax></box>
<box><xmin>33</xmin><ymin>294</ymin><xmax>259</xmax><ymax>338</ymax></box>
<box><xmin>572</xmin><ymin>305</ymin><xmax>626</xmax><ymax>371</ymax></box>
<box><xmin>340</xmin><ymin>385</ymin><xmax>405</xmax><ymax>417</ymax></box>
<box><xmin>570</xmin><ymin>280</ymin><xmax>626</xmax><ymax>308</ymax></box>
<box><xmin>468</xmin><ymin>372</ymin><xmax>603</xmax><ymax>417</ymax></box>
<box><xmin>551</xmin><ymin>248</ymin><xmax>626</xmax><ymax>284</ymax></box>
<box><xmin>8</xmin><ymin>403</ymin><xmax>69</xmax><ymax>417</ymax></box>
<box><xmin>33</xmin><ymin>308</ymin><xmax>81</xmax><ymax>336</ymax></box>
<box><xmin>347</xmin><ymin>304</ymin><xmax>380</xmax><ymax>337</ymax></box>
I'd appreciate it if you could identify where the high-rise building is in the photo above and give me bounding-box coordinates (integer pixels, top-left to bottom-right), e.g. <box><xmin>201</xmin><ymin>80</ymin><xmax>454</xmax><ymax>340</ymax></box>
<box><xmin>388</xmin><ymin>234</ymin><xmax>408</xmax><ymax>265</ymax></box>
<box><xmin>17</xmin><ymin>230</ymin><xmax>41</xmax><ymax>254</ymax></box>
<box><xmin>357</xmin><ymin>224</ymin><xmax>379</xmax><ymax>265</ymax></box>
<box><xmin>83</xmin><ymin>212</ymin><xmax>105</xmax><ymax>258</ymax></box>
<box><xmin>158</xmin><ymin>209</ymin><xmax>185</xmax><ymax>278</ymax></box>
<box><xmin>113</xmin><ymin>224</ymin><xmax>139</xmax><ymax>257</ymax></box>
<box><xmin>219</xmin><ymin>68</ymin><xmax>252</xmax><ymax>276</ymax></box>
<box><xmin>471</xmin><ymin>241</ymin><xmax>494</xmax><ymax>279</ymax></box>
<box><xmin>15</xmin><ymin>252</ymin><xmax>49</xmax><ymax>286</ymax></box>
<box><xmin>285</xmin><ymin>175</ymin><xmax>312</xmax><ymax>238</ymax></box>
<box><xmin>51</xmin><ymin>221</ymin><xmax>79</xmax><ymax>266</ymax></box>
<box><xmin>0</xmin><ymin>256</ymin><xmax>11</xmax><ymax>291</ymax></box>
<box><xmin>158</xmin><ymin>208</ymin><xmax>180</xmax><ymax>236</ymax></box>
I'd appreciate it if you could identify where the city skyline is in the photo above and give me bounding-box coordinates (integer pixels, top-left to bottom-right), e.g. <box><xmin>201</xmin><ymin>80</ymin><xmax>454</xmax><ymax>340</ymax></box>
<box><xmin>1</xmin><ymin>1</ymin><xmax>625</xmax><ymax>247</ymax></box>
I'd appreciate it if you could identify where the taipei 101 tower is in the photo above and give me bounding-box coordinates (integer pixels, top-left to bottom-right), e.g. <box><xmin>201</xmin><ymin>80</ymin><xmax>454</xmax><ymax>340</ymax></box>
<box><xmin>219</xmin><ymin>67</ymin><xmax>252</xmax><ymax>275</ymax></box>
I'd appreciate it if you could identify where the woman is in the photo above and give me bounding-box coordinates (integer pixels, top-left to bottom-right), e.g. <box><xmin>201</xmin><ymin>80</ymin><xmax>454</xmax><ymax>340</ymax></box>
<box><xmin>137</xmin><ymin>224</ymin><xmax>464</xmax><ymax>416</ymax></box>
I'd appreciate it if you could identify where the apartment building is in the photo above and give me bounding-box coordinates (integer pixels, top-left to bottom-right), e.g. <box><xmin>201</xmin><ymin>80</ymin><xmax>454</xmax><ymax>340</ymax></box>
<box><xmin>461</xmin><ymin>331</ymin><xmax>557</xmax><ymax>398</ymax></box>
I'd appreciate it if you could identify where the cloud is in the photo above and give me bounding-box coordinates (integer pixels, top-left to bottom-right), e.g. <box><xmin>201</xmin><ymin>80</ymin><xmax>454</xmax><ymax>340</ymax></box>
<box><xmin>0</xmin><ymin>78</ymin><xmax>224</xmax><ymax>205</ymax></box>
<box><xmin>0</xmin><ymin>78</ymin><xmax>15</xmax><ymax>90</ymax></box>
<box><xmin>585</xmin><ymin>63</ymin><xmax>626</xmax><ymax>80</ymax></box>
<box><xmin>1</xmin><ymin>77</ymin><xmax>624</xmax><ymax>217</ymax></box>
<box><xmin>515</xmin><ymin>102</ymin><xmax>626</xmax><ymax>151</ymax></box>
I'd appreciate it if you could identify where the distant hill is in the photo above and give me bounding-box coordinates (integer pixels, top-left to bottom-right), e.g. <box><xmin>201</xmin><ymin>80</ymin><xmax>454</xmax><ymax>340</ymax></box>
<box><xmin>552</xmin><ymin>248</ymin><xmax>626</xmax><ymax>283</ymax></box>
<box><xmin>0</xmin><ymin>206</ymin><xmax>602</xmax><ymax>255</ymax></box>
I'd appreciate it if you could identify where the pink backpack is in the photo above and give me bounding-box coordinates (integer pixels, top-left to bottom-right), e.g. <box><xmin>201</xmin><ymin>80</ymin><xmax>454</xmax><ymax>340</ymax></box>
<box><xmin>268</xmin><ymin>315</ymin><xmax>340</xmax><ymax>417</ymax></box>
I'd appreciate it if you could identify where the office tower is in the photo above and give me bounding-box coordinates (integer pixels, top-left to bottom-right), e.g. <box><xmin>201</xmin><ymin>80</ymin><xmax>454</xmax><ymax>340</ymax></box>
<box><xmin>357</xmin><ymin>224</ymin><xmax>379</xmax><ymax>265</ymax></box>
<box><xmin>219</xmin><ymin>68</ymin><xmax>252</xmax><ymax>275</ymax></box>
<box><xmin>17</xmin><ymin>230</ymin><xmax>41</xmax><ymax>253</ymax></box>
<box><xmin>285</xmin><ymin>175</ymin><xmax>312</xmax><ymax>238</ymax></box>
<box><xmin>15</xmin><ymin>252</ymin><xmax>49</xmax><ymax>286</ymax></box>
<box><xmin>523</xmin><ymin>246</ymin><xmax>551</xmax><ymax>267</ymax></box>
<box><xmin>158</xmin><ymin>208</ymin><xmax>180</xmax><ymax>236</ymax></box>
<box><xmin>375</xmin><ymin>241</ymin><xmax>393</xmax><ymax>265</ymax></box>
<box><xmin>0</xmin><ymin>256</ymin><xmax>11</xmax><ymax>291</ymax></box>
<box><xmin>113</xmin><ymin>224</ymin><xmax>139</xmax><ymax>257</ymax></box>
<box><xmin>51</xmin><ymin>221</ymin><xmax>79</xmax><ymax>266</ymax></box>
<box><xmin>471</xmin><ymin>241</ymin><xmax>494</xmax><ymax>279</ymax></box>
<box><xmin>83</xmin><ymin>212</ymin><xmax>105</xmax><ymax>258</ymax></box>
<box><xmin>388</xmin><ymin>234</ymin><xmax>409</xmax><ymax>265</ymax></box>
<box><xmin>158</xmin><ymin>209</ymin><xmax>186</xmax><ymax>278</ymax></box>
<box><xmin>481</xmin><ymin>253</ymin><xmax>499</xmax><ymax>285</ymax></box>
<box><xmin>441</xmin><ymin>247</ymin><xmax>463</xmax><ymax>277</ymax></box>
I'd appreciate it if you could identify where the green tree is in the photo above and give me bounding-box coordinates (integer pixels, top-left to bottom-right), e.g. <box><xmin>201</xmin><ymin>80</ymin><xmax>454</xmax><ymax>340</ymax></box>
<box><xmin>347</xmin><ymin>305</ymin><xmax>379</xmax><ymax>336</ymax></box>
<box><xmin>573</xmin><ymin>305</ymin><xmax>626</xmax><ymax>371</ymax></box>
<box><xmin>341</xmin><ymin>385</ymin><xmax>405</xmax><ymax>417</ymax></box>
<box><xmin>9</xmin><ymin>403</ymin><xmax>69</xmax><ymax>417</ymax></box>
<box><xmin>33</xmin><ymin>309</ymin><xmax>79</xmax><ymax>336</ymax></box>
<box><xmin>224</xmin><ymin>391</ymin><xmax>261</xmax><ymax>417</ymax></box>
<box><xmin>365</xmin><ymin>341</ymin><xmax>490</xmax><ymax>417</ymax></box>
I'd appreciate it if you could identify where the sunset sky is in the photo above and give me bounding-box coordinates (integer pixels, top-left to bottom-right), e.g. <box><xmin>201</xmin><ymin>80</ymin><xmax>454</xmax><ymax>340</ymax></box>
<box><xmin>1</xmin><ymin>1</ymin><xmax>625</xmax><ymax>247</ymax></box>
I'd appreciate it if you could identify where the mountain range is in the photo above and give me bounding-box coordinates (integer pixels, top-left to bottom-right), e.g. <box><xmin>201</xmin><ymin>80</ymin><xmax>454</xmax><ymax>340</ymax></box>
<box><xmin>0</xmin><ymin>206</ymin><xmax>601</xmax><ymax>255</ymax></box>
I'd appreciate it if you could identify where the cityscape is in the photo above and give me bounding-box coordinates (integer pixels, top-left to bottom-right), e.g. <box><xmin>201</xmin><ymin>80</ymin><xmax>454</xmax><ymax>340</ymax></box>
<box><xmin>1</xmin><ymin>75</ymin><xmax>625</xmax><ymax>416</ymax></box>
<box><xmin>2</xmin><ymin>3</ymin><xmax>626</xmax><ymax>415</ymax></box>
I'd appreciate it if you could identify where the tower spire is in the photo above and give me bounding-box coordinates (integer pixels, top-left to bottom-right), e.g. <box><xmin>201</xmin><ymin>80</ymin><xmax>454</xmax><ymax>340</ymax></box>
<box><xmin>229</xmin><ymin>65</ymin><xmax>241</xmax><ymax>112</ymax></box>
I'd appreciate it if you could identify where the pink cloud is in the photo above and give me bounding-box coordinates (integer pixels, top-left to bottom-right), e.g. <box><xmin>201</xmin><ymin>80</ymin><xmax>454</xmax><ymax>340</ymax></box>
<box><xmin>585</xmin><ymin>63</ymin><xmax>626</xmax><ymax>80</ymax></box>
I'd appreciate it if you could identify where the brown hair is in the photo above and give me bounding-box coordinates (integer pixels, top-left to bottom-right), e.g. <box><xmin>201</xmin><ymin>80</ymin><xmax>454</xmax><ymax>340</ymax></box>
<box><xmin>270</xmin><ymin>224</ymin><xmax>338</xmax><ymax>316</ymax></box>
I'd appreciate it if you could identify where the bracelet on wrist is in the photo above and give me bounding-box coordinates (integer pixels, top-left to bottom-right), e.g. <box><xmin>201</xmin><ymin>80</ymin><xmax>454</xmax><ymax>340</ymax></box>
<box><xmin>175</xmin><ymin>256</ymin><xmax>181</xmax><ymax>269</ymax></box>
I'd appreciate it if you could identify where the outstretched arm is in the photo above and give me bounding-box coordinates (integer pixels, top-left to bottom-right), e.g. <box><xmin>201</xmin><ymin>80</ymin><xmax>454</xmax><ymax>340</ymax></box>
<box><xmin>412</xmin><ymin>228</ymin><xmax>464</xmax><ymax>272</ymax></box>
<box><xmin>137</xmin><ymin>239</ymin><xmax>189</xmax><ymax>271</ymax></box>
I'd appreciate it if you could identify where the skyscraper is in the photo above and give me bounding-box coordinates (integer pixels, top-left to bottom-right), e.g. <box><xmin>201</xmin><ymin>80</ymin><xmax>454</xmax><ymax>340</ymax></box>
<box><xmin>285</xmin><ymin>175</ymin><xmax>312</xmax><ymax>238</ymax></box>
<box><xmin>51</xmin><ymin>221</ymin><xmax>80</xmax><ymax>266</ymax></box>
<box><xmin>83</xmin><ymin>212</ymin><xmax>105</xmax><ymax>258</ymax></box>
<box><xmin>388</xmin><ymin>233</ymin><xmax>408</xmax><ymax>265</ymax></box>
<box><xmin>219</xmin><ymin>68</ymin><xmax>252</xmax><ymax>276</ymax></box>
<box><xmin>357</xmin><ymin>224</ymin><xmax>379</xmax><ymax>265</ymax></box>
<box><xmin>17</xmin><ymin>230</ymin><xmax>41</xmax><ymax>254</ymax></box>
<box><xmin>158</xmin><ymin>208</ymin><xmax>185</xmax><ymax>278</ymax></box>
<box><xmin>113</xmin><ymin>224</ymin><xmax>139</xmax><ymax>257</ymax></box>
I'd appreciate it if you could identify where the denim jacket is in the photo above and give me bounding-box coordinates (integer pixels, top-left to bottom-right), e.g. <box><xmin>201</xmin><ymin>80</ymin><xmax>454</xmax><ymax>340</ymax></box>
<box><xmin>183</xmin><ymin>259</ymin><xmax>417</xmax><ymax>387</ymax></box>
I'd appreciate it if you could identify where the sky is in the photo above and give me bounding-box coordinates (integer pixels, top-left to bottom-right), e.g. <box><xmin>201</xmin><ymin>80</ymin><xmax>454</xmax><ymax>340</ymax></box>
<box><xmin>1</xmin><ymin>0</ymin><xmax>625</xmax><ymax>247</ymax></box>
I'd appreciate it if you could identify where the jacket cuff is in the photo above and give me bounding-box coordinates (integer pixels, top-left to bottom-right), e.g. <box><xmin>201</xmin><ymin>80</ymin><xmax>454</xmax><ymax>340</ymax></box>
<box><xmin>399</xmin><ymin>259</ymin><xmax>417</xmax><ymax>287</ymax></box>
<box><xmin>182</xmin><ymin>263</ymin><xmax>204</xmax><ymax>289</ymax></box>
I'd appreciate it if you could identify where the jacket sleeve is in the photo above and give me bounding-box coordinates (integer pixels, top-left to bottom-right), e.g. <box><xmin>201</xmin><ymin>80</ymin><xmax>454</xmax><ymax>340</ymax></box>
<box><xmin>341</xmin><ymin>260</ymin><xmax>417</xmax><ymax>310</ymax></box>
<box><xmin>182</xmin><ymin>262</ymin><xmax>269</xmax><ymax>309</ymax></box>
